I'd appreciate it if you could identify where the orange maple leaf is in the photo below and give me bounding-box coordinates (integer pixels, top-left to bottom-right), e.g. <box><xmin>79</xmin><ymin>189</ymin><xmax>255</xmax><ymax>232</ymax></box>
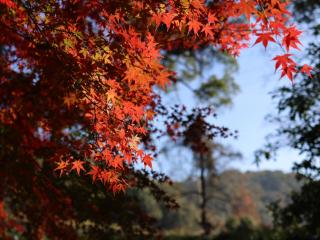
<box><xmin>208</xmin><ymin>13</ymin><xmax>218</xmax><ymax>23</ymax></box>
<box><xmin>143</xmin><ymin>154</ymin><xmax>153</xmax><ymax>168</ymax></box>
<box><xmin>106</xmin><ymin>89</ymin><xmax>117</xmax><ymax>102</ymax></box>
<box><xmin>63</xmin><ymin>93</ymin><xmax>77</xmax><ymax>109</ymax></box>
<box><xmin>188</xmin><ymin>19</ymin><xmax>202</xmax><ymax>35</ymax></box>
<box><xmin>162</xmin><ymin>13</ymin><xmax>176</xmax><ymax>30</ymax></box>
<box><xmin>100</xmin><ymin>170</ymin><xmax>112</xmax><ymax>185</ymax></box>
<box><xmin>301</xmin><ymin>64</ymin><xmax>313</xmax><ymax>78</ymax></box>
<box><xmin>54</xmin><ymin>160</ymin><xmax>69</xmax><ymax>176</ymax></box>
<box><xmin>282</xmin><ymin>28</ymin><xmax>302</xmax><ymax>51</ymax></box>
<box><xmin>71</xmin><ymin>160</ymin><xmax>85</xmax><ymax>175</ymax></box>
<box><xmin>87</xmin><ymin>166</ymin><xmax>100</xmax><ymax>183</ymax></box>
<box><xmin>157</xmin><ymin>71</ymin><xmax>171</xmax><ymax>89</ymax></box>
<box><xmin>238</xmin><ymin>0</ymin><xmax>255</xmax><ymax>21</ymax></box>
<box><xmin>202</xmin><ymin>24</ymin><xmax>214</xmax><ymax>38</ymax></box>
<box><xmin>191</xmin><ymin>0</ymin><xmax>205</xmax><ymax>11</ymax></box>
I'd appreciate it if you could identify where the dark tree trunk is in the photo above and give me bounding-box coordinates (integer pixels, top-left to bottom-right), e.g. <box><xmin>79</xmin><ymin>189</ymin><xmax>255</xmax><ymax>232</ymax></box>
<box><xmin>199</xmin><ymin>153</ymin><xmax>212</xmax><ymax>237</ymax></box>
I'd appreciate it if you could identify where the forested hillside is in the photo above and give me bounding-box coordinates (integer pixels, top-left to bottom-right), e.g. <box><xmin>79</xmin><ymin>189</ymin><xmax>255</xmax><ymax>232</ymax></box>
<box><xmin>140</xmin><ymin>170</ymin><xmax>301</xmax><ymax>236</ymax></box>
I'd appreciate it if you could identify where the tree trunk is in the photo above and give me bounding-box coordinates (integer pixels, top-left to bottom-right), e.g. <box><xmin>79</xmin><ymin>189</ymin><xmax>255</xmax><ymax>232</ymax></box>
<box><xmin>199</xmin><ymin>153</ymin><xmax>211</xmax><ymax>237</ymax></box>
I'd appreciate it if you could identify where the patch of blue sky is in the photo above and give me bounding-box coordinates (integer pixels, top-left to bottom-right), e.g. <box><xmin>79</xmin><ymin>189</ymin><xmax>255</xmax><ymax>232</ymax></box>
<box><xmin>151</xmin><ymin>32</ymin><xmax>312</xmax><ymax>180</ymax></box>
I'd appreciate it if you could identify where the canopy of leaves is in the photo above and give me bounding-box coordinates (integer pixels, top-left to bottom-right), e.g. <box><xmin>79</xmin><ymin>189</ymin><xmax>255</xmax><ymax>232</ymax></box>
<box><xmin>0</xmin><ymin>0</ymin><xmax>308</xmax><ymax>189</ymax></box>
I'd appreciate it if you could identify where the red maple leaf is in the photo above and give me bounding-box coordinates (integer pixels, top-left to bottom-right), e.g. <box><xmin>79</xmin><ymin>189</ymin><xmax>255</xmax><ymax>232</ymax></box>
<box><xmin>281</xmin><ymin>65</ymin><xmax>297</xmax><ymax>81</ymax></box>
<box><xmin>254</xmin><ymin>33</ymin><xmax>276</xmax><ymax>49</ymax></box>
<box><xmin>152</xmin><ymin>13</ymin><xmax>162</xmax><ymax>28</ymax></box>
<box><xmin>0</xmin><ymin>0</ymin><xmax>16</xmax><ymax>8</ymax></box>
<box><xmin>273</xmin><ymin>54</ymin><xmax>297</xmax><ymax>80</ymax></box>
<box><xmin>282</xmin><ymin>28</ymin><xmax>302</xmax><ymax>51</ymax></box>
<box><xmin>273</xmin><ymin>54</ymin><xmax>294</xmax><ymax>70</ymax></box>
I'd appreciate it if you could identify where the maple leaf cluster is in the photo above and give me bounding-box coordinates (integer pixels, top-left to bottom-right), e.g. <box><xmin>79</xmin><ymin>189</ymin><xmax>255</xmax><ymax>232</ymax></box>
<box><xmin>0</xmin><ymin>0</ymin><xmax>311</xmax><ymax>194</ymax></box>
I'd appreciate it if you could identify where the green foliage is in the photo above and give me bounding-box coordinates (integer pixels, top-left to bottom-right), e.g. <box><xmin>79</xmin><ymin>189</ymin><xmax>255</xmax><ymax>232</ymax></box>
<box><xmin>163</xmin><ymin>218</ymin><xmax>274</xmax><ymax>240</ymax></box>
<box><xmin>195</xmin><ymin>73</ymin><xmax>239</xmax><ymax>107</ymax></box>
<box><xmin>293</xmin><ymin>0</ymin><xmax>320</xmax><ymax>24</ymax></box>
<box><xmin>270</xmin><ymin>180</ymin><xmax>320</xmax><ymax>240</ymax></box>
<box><xmin>163</xmin><ymin>48</ymin><xmax>239</xmax><ymax>108</ymax></box>
<box><xmin>214</xmin><ymin>218</ymin><xmax>273</xmax><ymax>240</ymax></box>
<box><xmin>138</xmin><ymin>170</ymin><xmax>300</xmax><ymax>237</ymax></box>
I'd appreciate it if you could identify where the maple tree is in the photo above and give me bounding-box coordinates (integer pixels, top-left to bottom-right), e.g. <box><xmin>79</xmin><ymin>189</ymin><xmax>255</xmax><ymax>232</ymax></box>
<box><xmin>0</xmin><ymin>0</ymin><xmax>312</xmax><ymax>238</ymax></box>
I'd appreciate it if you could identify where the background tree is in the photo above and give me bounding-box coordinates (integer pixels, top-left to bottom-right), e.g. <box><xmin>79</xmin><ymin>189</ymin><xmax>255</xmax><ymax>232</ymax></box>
<box><xmin>181</xmin><ymin>119</ymin><xmax>241</xmax><ymax>237</ymax></box>
<box><xmin>214</xmin><ymin>218</ymin><xmax>273</xmax><ymax>240</ymax></box>
<box><xmin>160</xmin><ymin>34</ymin><xmax>240</xmax><ymax>238</ymax></box>
<box><xmin>160</xmin><ymin>34</ymin><xmax>241</xmax><ymax>237</ymax></box>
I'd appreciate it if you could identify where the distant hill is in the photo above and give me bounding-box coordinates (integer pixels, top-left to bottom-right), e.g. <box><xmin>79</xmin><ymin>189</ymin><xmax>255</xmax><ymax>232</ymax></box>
<box><xmin>241</xmin><ymin>170</ymin><xmax>301</xmax><ymax>224</ymax></box>
<box><xmin>139</xmin><ymin>170</ymin><xmax>301</xmax><ymax>236</ymax></box>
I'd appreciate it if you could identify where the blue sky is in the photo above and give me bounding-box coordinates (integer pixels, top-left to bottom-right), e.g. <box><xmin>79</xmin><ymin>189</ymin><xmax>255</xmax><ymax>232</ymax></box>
<box><xmin>214</xmin><ymin>45</ymin><xmax>300</xmax><ymax>172</ymax></box>
<box><xmin>214</xmin><ymin>28</ymin><xmax>313</xmax><ymax>172</ymax></box>
<box><xmin>153</xmin><ymin>42</ymin><xmax>307</xmax><ymax>179</ymax></box>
